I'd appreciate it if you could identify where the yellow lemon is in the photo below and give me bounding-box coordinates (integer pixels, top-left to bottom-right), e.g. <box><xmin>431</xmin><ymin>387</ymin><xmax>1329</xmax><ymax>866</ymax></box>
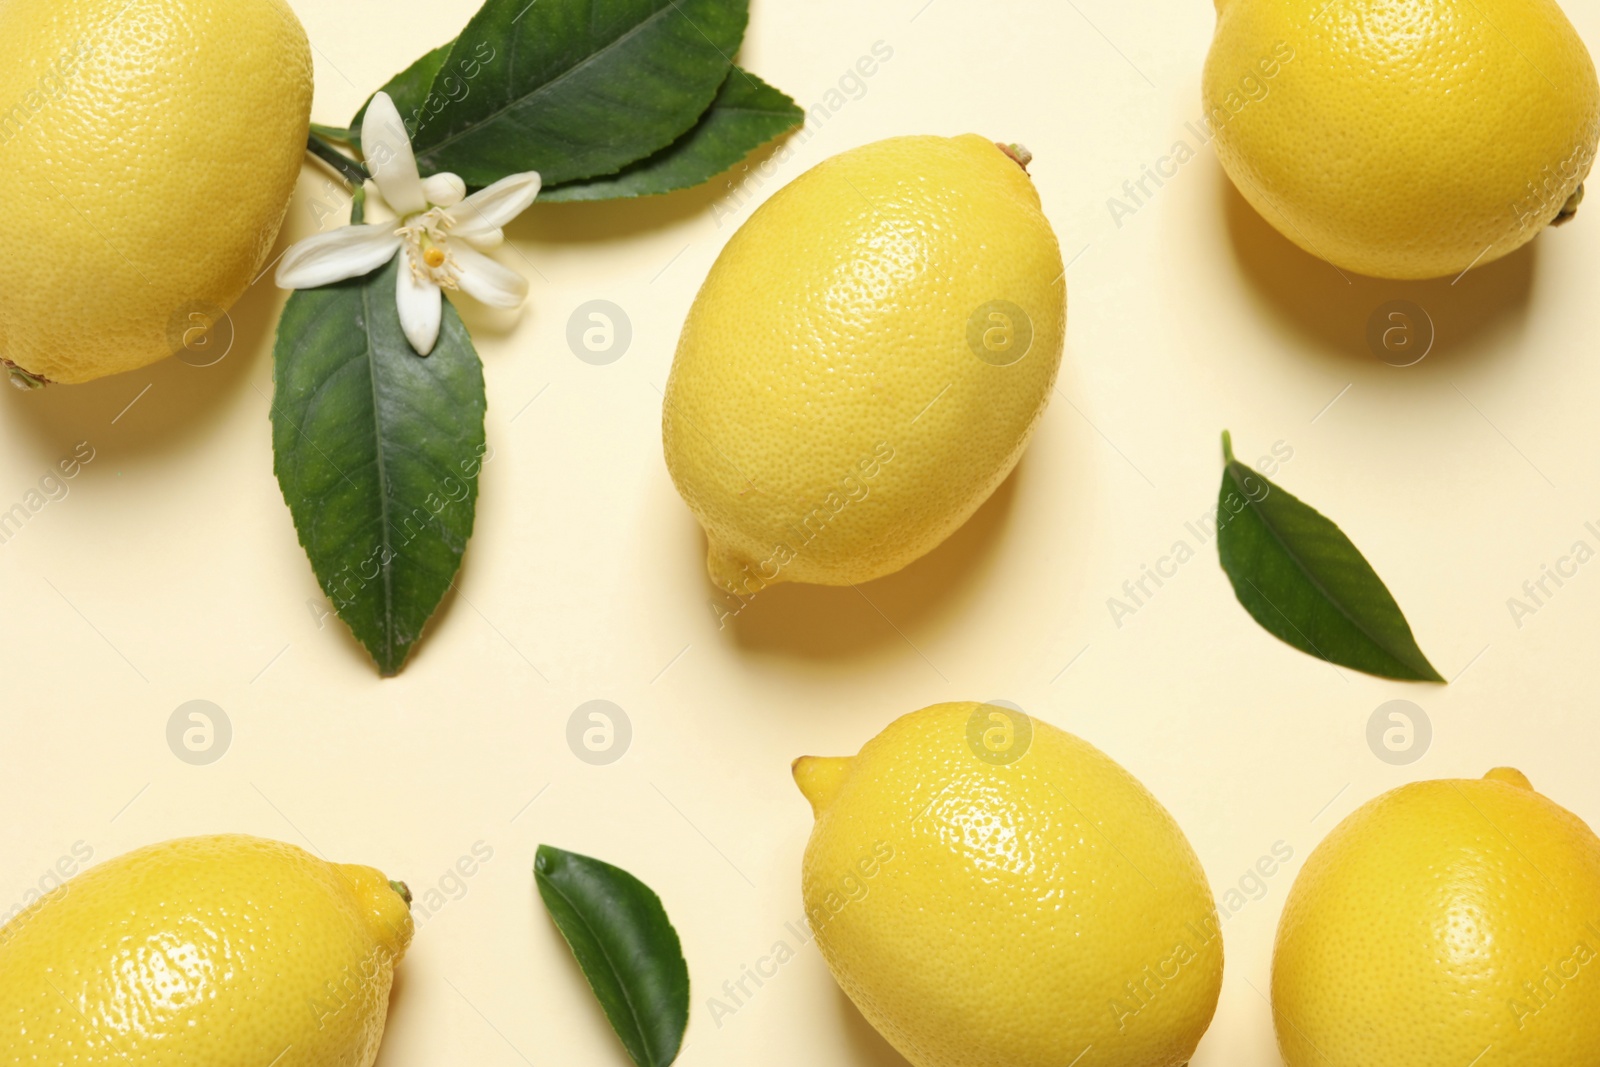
<box><xmin>0</xmin><ymin>0</ymin><xmax>313</xmax><ymax>384</ymax></box>
<box><xmin>0</xmin><ymin>834</ymin><xmax>413</xmax><ymax>1065</ymax></box>
<box><xmin>663</xmin><ymin>135</ymin><xmax>1065</xmax><ymax>595</ymax></box>
<box><xmin>1204</xmin><ymin>0</ymin><xmax>1600</xmax><ymax>279</ymax></box>
<box><xmin>794</xmin><ymin>702</ymin><xmax>1223</xmax><ymax>1067</ymax></box>
<box><xmin>1273</xmin><ymin>768</ymin><xmax>1600</xmax><ymax>1066</ymax></box>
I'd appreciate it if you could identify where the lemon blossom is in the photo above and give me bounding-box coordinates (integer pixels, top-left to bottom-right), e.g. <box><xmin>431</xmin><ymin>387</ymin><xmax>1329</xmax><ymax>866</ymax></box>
<box><xmin>276</xmin><ymin>92</ymin><xmax>541</xmax><ymax>355</ymax></box>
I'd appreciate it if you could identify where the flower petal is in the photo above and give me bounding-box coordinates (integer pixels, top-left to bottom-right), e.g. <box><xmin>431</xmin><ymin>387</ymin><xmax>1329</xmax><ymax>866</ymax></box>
<box><xmin>460</xmin><ymin>228</ymin><xmax>504</xmax><ymax>250</ymax></box>
<box><xmin>451</xmin><ymin>171</ymin><xmax>541</xmax><ymax>241</ymax></box>
<box><xmin>454</xmin><ymin>245</ymin><xmax>528</xmax><ymax>310</ymax></box>
<box><xmin>422</xmin><ymin>173</ymin><xmax>467</xmax><ymax>208</ymax></box>
<box><xmin>395</xmin><ymin>258</ymin><xmax>443</xmax><ymax>356</ymax></box>
<box><xmin>275</xmin><ymin>226</ymin><xmax>401</xmax><ymax>289</ymax></box>
<box><xmin>362</xmin><ymin>92</ymin><xmax>428</xmax><ymax>217</ymax></box>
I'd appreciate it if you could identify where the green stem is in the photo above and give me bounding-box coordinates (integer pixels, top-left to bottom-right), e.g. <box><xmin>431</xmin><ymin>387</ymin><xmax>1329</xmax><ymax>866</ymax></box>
<box><xmin>306</xmin><ymin>132</ymin><xmax>370</xmax><ymax>189</ymax></box>
<box><xmin>310</xmin><ymin>122</ymin><xmax>358</xmax><ymax>146</ymax></box>
<box><xmin>1221</xmin><ymin>429</ymin><xmax>1236</xmax><ymax>464</ymax></box>
<box><xmin>350</xmin><ymin>186</ymin><xmax>367</xmax><ymax>226</ymax></box>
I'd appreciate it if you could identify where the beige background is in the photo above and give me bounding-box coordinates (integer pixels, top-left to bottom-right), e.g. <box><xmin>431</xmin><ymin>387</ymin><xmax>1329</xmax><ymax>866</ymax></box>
<box><xmin>3</xmin><ymin>0</ymin><xmax>1599</xmax><ymax>1063</ymax></box>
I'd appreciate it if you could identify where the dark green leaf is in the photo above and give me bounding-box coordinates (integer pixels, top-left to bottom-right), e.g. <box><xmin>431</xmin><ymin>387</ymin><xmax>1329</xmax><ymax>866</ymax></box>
<box><xmin>1215</xmin><ymin>431</ymin><xmax>1444</xmax><ymax>682</ymax></box>
<box><xmin>540</xmin><ymin>67</ymin><xmax>803</xmax><ymax>202</ymax></box>
<box><xmin>350</xmin><ymin>42</ymin><xmax>454</xmax><ymax>136</ymax></box>
<box><xmin>271</xmin><ymin>259</ymin><xmax>487</xmax><ymax>676</ymax></box>
<box><xmin>535</xmin><ymin>845</ymin><xmax>689</xmax><ymax>1067</ymax></box>
<box><xmin>410</xmin><ymin>0</ymin><xmax>749</xmax><ymax>187</ymax></box>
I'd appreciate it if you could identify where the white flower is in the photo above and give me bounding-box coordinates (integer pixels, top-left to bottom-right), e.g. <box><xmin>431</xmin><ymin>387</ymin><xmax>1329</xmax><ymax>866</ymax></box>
<box><xmin>276</xmin><ymin>92</ymin><xmax>542</xmax><ymax>356</ymax></box>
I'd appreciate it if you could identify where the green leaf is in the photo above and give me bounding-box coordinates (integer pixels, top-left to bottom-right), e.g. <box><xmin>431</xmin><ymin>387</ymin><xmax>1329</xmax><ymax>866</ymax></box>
<box><xmin>271</xmin><ymin>259</ymin><xmax>487</xmax><ymax>676</ymax></box>
<box><xmin>350</xmin><ymin>42</ymin><xmax>454</xmax><ymax>137</ymax></box>
<box><xmin>535</xmin><ymin>846</ymin><xmax>689</xmax><ymax>1067</ymax></box>
<box><xmin>1216</xmin><ymin>431</ymin><xmax>1444</xmax><ymax>682</ymax></box>
<box><xmin>410</xmin><ymin>0</ymin><xmax>749</xmax><ymax>187</ymax></box>
<box><xmin>540</xmin><ymin>67</ymin><xmax>803</xmax><ymax>202</ymax></box>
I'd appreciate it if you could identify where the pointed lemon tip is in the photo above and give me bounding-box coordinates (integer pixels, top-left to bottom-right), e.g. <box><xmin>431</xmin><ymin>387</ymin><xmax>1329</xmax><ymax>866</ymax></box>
<box><xmin>1485</xmin><ymin>766</ymin><xmax>1534</xmax><ymax>791</ymax></box>
<box><xmin>793</xmin><ymin>756</ymin><xmax>853</xmax><ymax>818</ymax></box>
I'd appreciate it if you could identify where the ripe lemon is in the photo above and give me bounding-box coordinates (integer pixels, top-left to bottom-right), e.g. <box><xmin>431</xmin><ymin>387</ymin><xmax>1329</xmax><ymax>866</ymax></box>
<box><xmin>0</xmin><ymin>834</ymin><xmax>413</xmax><ymax>1065</ymax></box>
<box><xmin>663</xmin><ymin>135</ymin><xmax>1065</xmax><ymax>595</ymax></box>
<box><xmin>1204</xmin><ymin>0</ymin><xmax>1600</xmax><ymax>279</ymax></box>
<box><xmin>0</xmin><ymin>0</ymin><xmax>313</xmax><ymax>384</ymax></box>
<box><xmin>794</xmin><ymin>702</ymin><xmax>1223</xmax><ymax>1067</ymax></box>
<box><xmin>1273</xmin><ymin>768</ymin><xmax>1600</xmax><ymax>1066</ymax></box>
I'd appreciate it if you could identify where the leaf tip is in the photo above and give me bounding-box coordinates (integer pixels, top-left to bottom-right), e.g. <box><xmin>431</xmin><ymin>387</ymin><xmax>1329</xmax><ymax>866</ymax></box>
<box><xmin>1221</xmin><ymin>429</ymin><xmax>1235</xmax><ymax>464</ymax></box>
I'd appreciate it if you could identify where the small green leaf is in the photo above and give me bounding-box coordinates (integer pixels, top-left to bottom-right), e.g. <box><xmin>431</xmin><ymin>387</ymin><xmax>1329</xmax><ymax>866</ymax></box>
<box><xmin>540</xmin><ymin>67</ymin><xmax>803</xmax><ymax>202</ymax></box>
<box><xmin>1216</xmin><ymin>431</ymin><xmax>1444</xmax><ymax>682</ymax></box>
<box><xmin>535</xmin><ymin>846</ymin><xmax>689</xmax><ymax>1067</ymax></box>
<box><xmin>350</xmin><ymin>42</ymin><xmax>454</xmax><ymax>136</ymax></box>
<box><xmin>409</xmin><ymin>0</ymin><xmax>749</xmax><ymax>187</ymax></box>
<box><xmin>270</xmin><ymin>259</ymin><xmax>487</xmax><ymax>676</ymax></box>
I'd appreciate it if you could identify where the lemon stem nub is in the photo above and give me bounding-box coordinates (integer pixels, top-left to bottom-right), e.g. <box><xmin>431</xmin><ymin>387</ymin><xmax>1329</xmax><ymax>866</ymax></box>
<box><xmin>389</xmin><ymin>880</ymin><xmax>413</xmax><ymax>907</ymax></box>
<box><xmin>1553</xmin><ymin>183</ymin><xmax>1585</xmax><ymax>226</ymax></box>
<box><xmin>793</xmin><ymin>756</ymin><xmax>854</xmax><ymax>818</ymax></box>
<box><xmin>996</xmin><ymin>142</ymin><xmax>1033</xmax><ymax>172</ymax></box>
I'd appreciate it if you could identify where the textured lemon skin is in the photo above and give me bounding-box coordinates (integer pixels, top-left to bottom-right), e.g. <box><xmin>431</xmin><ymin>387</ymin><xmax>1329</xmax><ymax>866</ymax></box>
<box><xmin>796</xmin><ymin>703</ymin><xmax>1223</xmax><ymax>1067</ymax></box>
<box><xmin>1272</xmin><ymin>769</ymin><xmax>1600</xmax><ymax>1066</ymax></box>
<box><xmin>663</xmin><ymin>136</ymin><xmax>1065</xmax><ymax>593</ymax></box>
<box><xmin>0</xmin><ymin>0</ymin><xmax>313</xmax><ymax>383</ymax></box>
<box><xmin>0</xmin><ymin>835</ymin><xmax>413</xmax><ymax>1066</ymax></box>
<box><xmin>1204</xmin><ymin>0</ymin><xmax>1600</xmax><ymax>279</ymax></box>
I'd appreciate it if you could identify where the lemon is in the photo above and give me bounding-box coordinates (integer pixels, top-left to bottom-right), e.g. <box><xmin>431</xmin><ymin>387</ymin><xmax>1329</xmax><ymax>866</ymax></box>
<box><xmin>0</xmin><ymin>0</ymin><xmax>313</xmax><ymax>384</ymax></box>
<box><xmin>0</xmin><ymin>834</ymin><xmax>413</xmax><ymax>1065</ymax></box>
<box><xmin>663</xmin><ymin>135</ymin><xmax>1065</xmax><ymax>595</ymax></box>
<box><xmin>1273</xmin><ymin>768</ymin><xmax>1600</xmax><ymax>1066</ymax></box>
<box><xmin>1204</xmin><ymin>0</ymin><xmax>1600</xmax><ymax>279</ymax></box>
<box><xmin>794</xmin><ymin>702</ymin><xmax>1222</xmax><ymax>1067</ymax></box>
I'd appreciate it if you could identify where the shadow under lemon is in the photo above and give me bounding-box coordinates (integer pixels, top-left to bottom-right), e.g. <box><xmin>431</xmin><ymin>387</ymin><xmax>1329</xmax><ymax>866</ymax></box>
<box><xmin>723</xmin><ymin>463</ymin><xmax>1021</xmax><ymax>659</ymax></box>
<box><xmin>1</xmin><ymin>240</ymin><xmax>285</xmax><ymax>458</ymax></box>
<box><xmin>1221</xmin><ymin>178</ymin><xmax>1536</xmax><ymax>367</ymax></box>
<box><xmin>836</xmin><ymin>986</ymin><xmax>913</xmax><ymax>1067</ymax></box>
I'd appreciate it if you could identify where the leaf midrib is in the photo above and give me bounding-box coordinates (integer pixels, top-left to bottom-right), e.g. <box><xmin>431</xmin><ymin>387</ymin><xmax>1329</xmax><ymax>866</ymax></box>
<box><xmin>539</xmin><ymin>870</ymin><xmax>661</xmax><ymax>1066</ymax></box>
<box><xmin>1226</xmin><ymin>461</ymin><xmax>1416</xmax><ymax>675</ymax></box>
<box><xmin>360</xmin><ymin>279</ymin><xmax>398</xmax><ymax>668</ymax></box>
<box><xmin>419</xmin><ymin>1</ymin><xmax>702</xmax><ymax>160</ymax></box>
